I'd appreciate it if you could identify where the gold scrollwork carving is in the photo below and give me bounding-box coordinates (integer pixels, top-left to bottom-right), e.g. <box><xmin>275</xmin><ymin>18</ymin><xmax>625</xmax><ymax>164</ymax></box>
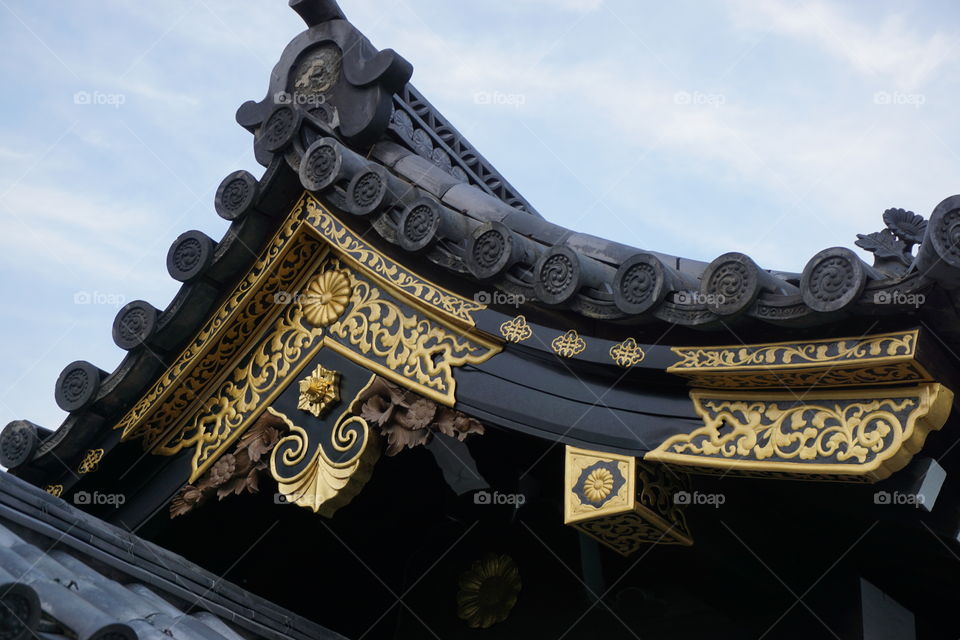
<box><xmin>609</xmin><ymin>338</ymin><xmax>645</xmax><ymax>367</ymax></box>
<box><xmin>114</xmin><ymin>221</ymin><xmax>324</xmax><ymax>446</ymax></box>
<box><xmin>565</xmin><ymin>447</ymin><xmax>692</xmax><ymax>555</ymax></box>
<box><xmin>551</xmin><ymin>330</ymin><xmax>586</xmax><ymax>358</ymax></box>
<box><xmin>575</xmin><ymin>511</ymin><xmax>683</xmax><ymax>556</ymax></box>
<box><xmin>116</xmin><ymin>194</ymin><xmax>497</xmax><ymax>454</ymax></box>
<box><xmin>45</xmin><ymin>484</ymin><xmax>63</xmax><ymax>497</ymax></box>
<box><xmin>677</xmin><ymin>361</ymin><xmax>931</xmax><ymax>390</ymax></box>
<box><xmin>154</xmin><ymin>256</ymin><xmax>498</xmax><ymax>481</ymax></box>
<box><xmin>324</xmin><ymin>270</ymin><xmax>499</xmax><ymax>405</ymax></box>
<box><xmin>499</xmin><ymin>315</ymin><xmax>533</xmax><ymax>343</ymax></box>
<box><xmin>667</xmin><ymin>330</ymin><xmax>930</xmax><ymax>389</ymax></box>
<box><xmin>77</xmin><ymin>449</ymin><xmax>104</xmax><ymax>474</ymax></box>
<box><xmin>269</xmin><ymin>375</ymin><xmax>380</xmax><ymax>517</ymax></box>
<box><xmin>155</xmin><ymin>274</ymin><xmax>327</xmax><ymax>480</ymax></box>
<box><xmin>646</xmin><ymin>383</ymin><xmax>953</xmax><ymax>481</ymax></box>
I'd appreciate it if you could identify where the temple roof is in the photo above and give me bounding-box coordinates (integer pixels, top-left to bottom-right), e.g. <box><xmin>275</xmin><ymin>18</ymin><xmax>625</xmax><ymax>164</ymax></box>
<box><xmin>0</xmin><ymin>470</ymin><xmax>344</xmax><ymax>640</ymax></box>
<box><xmin>6</xmin><ymin>0</ymin><xmax>960</xmax><ymax>481</ymax></box>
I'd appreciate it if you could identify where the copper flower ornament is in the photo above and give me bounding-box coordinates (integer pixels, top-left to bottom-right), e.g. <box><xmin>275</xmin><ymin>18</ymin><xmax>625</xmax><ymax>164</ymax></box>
<box><xmin>457</xmin><ymin>553</ymin><xmax>521</xmax><ymax>629</ymax></box>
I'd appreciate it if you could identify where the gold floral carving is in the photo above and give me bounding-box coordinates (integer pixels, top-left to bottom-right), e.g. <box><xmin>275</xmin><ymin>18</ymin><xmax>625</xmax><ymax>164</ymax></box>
<box><xmin>667</xmin><ymin>330</ymin><xmax>931</xmax><ymax>389</ymax></box>
<box><xmin>302</xmin><ymin>270</ymin><xmax>351</xmax><ymax>326</ymax></box>
<box><xmin>457</xmin><ymin>554</ymin><xmax>522</xmax><ymax>629</ymax></box>
<box><xmin>298</xmin><ymin>364</ymin><xmax>340</xmax><ymax>417</ymax></box>
<box><xmin>551</xmin><ymin>330</ymin><xmax>586</xmax><ymax>358</ymax></box>
<box><xmin>499</xmin><ymin>315</ymin><xmax>532</xmax><ymax>343</ymax></box>
<box><xmin>45</xmin><ymin>484</ymin><xmax>63</xmax><ymax>497</ymax></box>
<box><xmin>269</xmin><ymin>376</ymin><xmax>380</xmax><ymax>517</ymax></box>
<box><xmin>564</xmin><ymin>446</ymin><xmax>692</xmax><ymax>554</ymax></box>
<box><xmin>584</xmin><ymin>468</ymin><xmax>615</xmax><ymax>503</ymax></box>
<box><xmin>154</xmin><ymin>257</ymin><xmax>498</xmax><ymax>481</ymax></box>
<box><xmin>565</xmin><ymin>447</ymin><xmax>633</xmax><ymax>520</ymax></box>
<box><xmin>77</xmin><ymin>449</ymin><xmax>104</xmax><ymax>474</ymax></box>
<box><xmin>609</xmin><ymin>337</ymin><xmax>645</xmax><ymax>367</ymax></box>
<box><xmin>646</xmin><ymin>383</ymin><xmax>953</xmax><ymax>481</ymax></box>
<box><xmin>323</xmin><ymin>270</ymin><xmax>499</xmax><ymax>405</ymax></box>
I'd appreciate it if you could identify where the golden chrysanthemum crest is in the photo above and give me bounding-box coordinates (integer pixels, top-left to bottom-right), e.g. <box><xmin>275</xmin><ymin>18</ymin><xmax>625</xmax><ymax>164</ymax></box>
<box><xmin>302</xmin><ymin>270</ymin><xmax>352</xmax><ymax>327</ymax></box>
<box><xmin>457</xmin><ymin>553</ymin><xmax>522</xmax><ymax>629</ymax></box>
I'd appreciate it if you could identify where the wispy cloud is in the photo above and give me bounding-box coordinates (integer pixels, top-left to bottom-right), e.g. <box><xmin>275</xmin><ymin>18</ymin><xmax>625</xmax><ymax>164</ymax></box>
<box><xmin>727</xmin><ymin>0</ymin><xmax>956</xmax><ymax>89</ymax></box>
<box><xmin>511</xmin><ymin>0</ymin><xmax>604</xmax><ymax>12</ymax></box>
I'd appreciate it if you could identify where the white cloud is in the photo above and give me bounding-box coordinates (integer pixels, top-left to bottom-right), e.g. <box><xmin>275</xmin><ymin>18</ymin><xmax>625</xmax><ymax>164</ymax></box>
<box><xmin>727</xmin><ymin>0</ymin><xmax>955</xmax><ymax>89</ymax></box>
<box><xmin>0</xmin><ymin>146</ymin><xmax>28</xmax><ymax>161</ymax></box>
<box><xmin>369</xmin><ymin>2</ymin><xmax>960</xmax><ymax>268</ymax></box>
<box><xmin>0</xmin><ymin>183</ymin><xmax>177</xmax><ymax>288</ymax></box>
<box><xmin>510</xmin><ymin>0</ymin><xmax>604</xmax><ymax>12</ymax></box>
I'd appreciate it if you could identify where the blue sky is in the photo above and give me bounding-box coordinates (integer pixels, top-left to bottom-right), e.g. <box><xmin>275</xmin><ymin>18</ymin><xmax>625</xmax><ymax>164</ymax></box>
<box><xmin>1</xmin><ymin>0</ymin><xmax>958</xmax><ymax>430</ymax></box>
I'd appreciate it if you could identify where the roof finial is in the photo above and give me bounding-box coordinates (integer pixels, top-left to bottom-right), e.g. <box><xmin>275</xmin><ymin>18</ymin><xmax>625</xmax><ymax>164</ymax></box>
<box><xmin>289</xmin><ymin>0</ymin><xmax>346</xmax><ymax>27</ymax></box>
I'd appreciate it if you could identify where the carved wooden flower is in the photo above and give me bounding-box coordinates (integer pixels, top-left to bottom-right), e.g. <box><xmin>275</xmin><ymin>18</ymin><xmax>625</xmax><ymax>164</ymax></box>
<box><xmin>584</xmin><ymin>467</ymin><xmax>615</xmax><ymax>503</ymax></box>
<box><xmin>302</xmin><ymin>270</ymin><xmax>351</xmax><ymax>327</ymax></box>
<box><xmin>298</xmin><ymin>365</ymin><xmax>340</xmax><ymax>417</ymax></box>
<box><xmin>457</xmin><ymin>554</ymin><xmax>522</xmax><ymax>629</ymax></box>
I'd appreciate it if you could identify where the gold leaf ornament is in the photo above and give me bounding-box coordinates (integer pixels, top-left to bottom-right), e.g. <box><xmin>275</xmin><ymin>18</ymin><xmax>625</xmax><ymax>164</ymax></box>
<box><xmin>551</xmin><ymin>330</ymin><xmax>586</xmax><ymax>358</ymax></box>
<box><xmin>499</xmin><ymin>315</ymin><xmax>532</xmax><ymax>343</ymax></box>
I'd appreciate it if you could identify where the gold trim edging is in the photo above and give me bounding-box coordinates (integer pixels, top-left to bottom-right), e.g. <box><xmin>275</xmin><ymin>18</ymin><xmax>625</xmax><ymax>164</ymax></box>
<box><xmin>667</xmin><ymin>330</ymin><xmax>932</xmax><ymax>389</ymax></box>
